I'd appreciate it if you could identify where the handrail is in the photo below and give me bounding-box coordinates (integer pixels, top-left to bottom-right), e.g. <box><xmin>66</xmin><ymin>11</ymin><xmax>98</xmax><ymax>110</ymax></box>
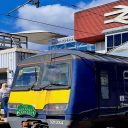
<box><xmin>0</xmin><ymin>32</ymin><xmax>28</xmax><ymax>49</ymax></box>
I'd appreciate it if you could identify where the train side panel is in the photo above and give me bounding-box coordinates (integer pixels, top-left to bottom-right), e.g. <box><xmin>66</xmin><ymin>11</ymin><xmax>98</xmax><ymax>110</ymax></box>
<box><xmin>66</xmin><ymin>59</ymin><xmax>97</xmax><ymax>120</ymax></box>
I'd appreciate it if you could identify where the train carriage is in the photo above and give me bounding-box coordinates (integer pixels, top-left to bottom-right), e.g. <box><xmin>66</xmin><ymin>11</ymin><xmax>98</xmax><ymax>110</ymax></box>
<box><xmin>8</xmin><ymin>50</ymin><xmax>128</xmax><ymax>128</ymax></box>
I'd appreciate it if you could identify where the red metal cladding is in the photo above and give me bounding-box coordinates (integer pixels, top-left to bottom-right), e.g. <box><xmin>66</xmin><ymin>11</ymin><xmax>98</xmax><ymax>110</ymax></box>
<box><xmin>74</xmin><ymin>0</ymin><xmax>128</xmax><ymax>43</ymax></box>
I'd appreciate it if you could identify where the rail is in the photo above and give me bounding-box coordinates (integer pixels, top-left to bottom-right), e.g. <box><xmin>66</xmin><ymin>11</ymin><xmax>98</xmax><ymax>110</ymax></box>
<box><xmin>0</xmin><ymin>32</ymin><xmax>28</xmax><ymax>49</ymax></box>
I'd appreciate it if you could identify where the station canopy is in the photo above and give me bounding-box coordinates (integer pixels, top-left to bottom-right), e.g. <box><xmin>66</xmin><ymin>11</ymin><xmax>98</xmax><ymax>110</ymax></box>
<box><xmin>16</xmin><ymin>30</ymin><xmax>65</xmax><ymax>44</ymax></box>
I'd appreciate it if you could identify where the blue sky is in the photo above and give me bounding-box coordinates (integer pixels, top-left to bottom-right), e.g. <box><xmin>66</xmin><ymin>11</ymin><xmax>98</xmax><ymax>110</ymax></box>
<box><xmin>0</xmin><ymin>0</ymin><xmax>90</xmax><ymax>33</ymax></box>
<box><xmin>0</xmin><ymin>0</ymin><xmax>117</xmax><ymax>34</ymax></box>
<box><xmin>0</xmin><ymin>0</ymin><xmax>117</xmax><ymax>50</ymax></box>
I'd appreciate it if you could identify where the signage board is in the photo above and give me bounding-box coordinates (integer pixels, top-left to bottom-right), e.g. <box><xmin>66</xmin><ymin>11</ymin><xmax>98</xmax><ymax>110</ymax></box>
<box><xmin>16</xmin><ymin>104</ymin><xmax>36</xmax><ymax>117</ymax></box>
<box><xmin>104</xmin><ymin>5</ymin><xmax>128</xmax><ymax>24</ymax></box>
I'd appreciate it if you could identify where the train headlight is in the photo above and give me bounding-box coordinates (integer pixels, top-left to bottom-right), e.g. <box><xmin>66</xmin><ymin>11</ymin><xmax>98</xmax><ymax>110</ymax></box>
<box><xmin>44</xmin><ymin>103</ymin><xmax>67</xmax><ymax>115</ymax></box>
<box><xmin>8</xmin><ymin>103</ymin><xmax>21</xmax><ymax>114</ymax></box>
<box><xmin>8</xmin><ymin>103</ymin><xmax>21</xmax><ymax>109</ymax></box>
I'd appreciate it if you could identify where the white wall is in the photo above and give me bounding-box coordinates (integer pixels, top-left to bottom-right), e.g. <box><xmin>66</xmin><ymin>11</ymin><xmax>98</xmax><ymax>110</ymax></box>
<box><xmin>95</xmin><ymin>41</ymin><xmax>106</xmax><ymax>53</ymax></box>
<box><xmin>0</xmin><ymin>52</ymin><xmax>16</xmax><ymax>72</ymax></box>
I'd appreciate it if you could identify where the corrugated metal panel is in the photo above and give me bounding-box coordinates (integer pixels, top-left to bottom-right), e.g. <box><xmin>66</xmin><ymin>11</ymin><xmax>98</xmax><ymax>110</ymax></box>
<box><xmin>74</xmin><ymin>0</ymin><xmax>128</xmax><ymax>43</ymax></box>
<box><xmin>0</xmin><ymin>51</ymin><xmax>16</xmax><ymax>72</ymax></box>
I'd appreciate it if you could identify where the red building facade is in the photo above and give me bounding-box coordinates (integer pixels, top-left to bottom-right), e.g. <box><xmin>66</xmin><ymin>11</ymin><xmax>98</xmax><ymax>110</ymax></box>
<box><xmin>74</xmin><ymin>0</ymin><xmax>128</xmax><ymax>44</ymax></box>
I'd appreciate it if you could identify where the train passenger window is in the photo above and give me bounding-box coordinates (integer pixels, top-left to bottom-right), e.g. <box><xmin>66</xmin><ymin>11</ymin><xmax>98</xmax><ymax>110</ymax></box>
<box><xmin>123</xmin><ymin>71</ymin><xmax>128</xmax><ymax>79</ymax></box>
<box><xmin>100</xmin><ymin>71</ymin><xmax>109</xmax><ymax>99</ymax></box>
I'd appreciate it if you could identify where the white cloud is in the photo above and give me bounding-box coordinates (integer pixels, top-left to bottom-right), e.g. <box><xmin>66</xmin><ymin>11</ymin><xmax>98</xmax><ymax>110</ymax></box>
<box><xmin>16</xmin><ymin>0</ymin><xmax>119</xmax><ymax>48</ymax></box>
<box><xmin>77</xmin><ymin>1</ymin><xmax>87</xmax><ymax>9</ymax></box>
<box><xmin>16</xmin><ymin>4</ymin><xmax>76</xmax><ymax>36</ymax></box>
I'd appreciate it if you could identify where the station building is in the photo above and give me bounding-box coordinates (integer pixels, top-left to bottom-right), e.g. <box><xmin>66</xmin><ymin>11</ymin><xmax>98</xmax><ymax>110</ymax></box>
<box><xmin>74</xmin><ymin>0</ymin><xmax>128</xmax><ymax>53</ymax></box>
<box><xmin>48</xmin><ymin>36</ymin><xmax>95</xmax><ymax>51</ymax></box>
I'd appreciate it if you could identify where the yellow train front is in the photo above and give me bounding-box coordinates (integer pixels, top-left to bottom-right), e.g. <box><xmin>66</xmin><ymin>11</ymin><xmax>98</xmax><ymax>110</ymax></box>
<box><xmin>8</xmin><ymin>50</ymin><xmax>73</xmax><ymax>128</ymax></box>
<box><xmin>8</xmin><ymin>50</ymin><xmax>128</xmax><ymax>128</ymax></box>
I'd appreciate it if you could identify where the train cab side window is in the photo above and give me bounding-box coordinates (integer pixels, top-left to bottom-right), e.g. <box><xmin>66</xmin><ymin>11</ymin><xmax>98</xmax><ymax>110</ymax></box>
<box><xmin>100</xmin><ymin>71</ymin><xmax>109</xmax><ymax>99</ymax></box>
<box><xmin>123</xmin><ymin>71</ymin><xmax>128</xmax><ymax>93</ymax></box>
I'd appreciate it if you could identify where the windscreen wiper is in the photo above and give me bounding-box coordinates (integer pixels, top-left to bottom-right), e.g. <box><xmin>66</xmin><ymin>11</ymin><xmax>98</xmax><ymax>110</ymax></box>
<box><xmin>41</xmin><ymin>84</ymin><xmax>52</xmax><ymax>89</ymax></box>
<box><xmin>41</xmin><ymin>83</ymin><xmax>66</xmax><ymax>89</ymax></box>
<box><xmin>50</xmin><ymin>83</ymin><xmax>66</xmax><ymax>86</ymax></box>
<box><xmin>29</xmin><ymin>82</ymin><xmax>37</xmax><ymax>90</ymax></box>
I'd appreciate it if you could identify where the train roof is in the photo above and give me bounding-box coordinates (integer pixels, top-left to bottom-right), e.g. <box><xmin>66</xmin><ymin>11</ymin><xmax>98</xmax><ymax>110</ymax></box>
<box><xmin>18</xmin><ymin>50</ymin><xmax>128</xmax><ymax>65</ymax></box>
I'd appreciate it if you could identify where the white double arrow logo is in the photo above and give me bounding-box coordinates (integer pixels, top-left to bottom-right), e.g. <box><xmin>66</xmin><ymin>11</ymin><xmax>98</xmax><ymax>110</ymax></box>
<box><xmin>104</xmin><ymin>5</ymin><xmax>128</xmax><ymax>24</ymax></box>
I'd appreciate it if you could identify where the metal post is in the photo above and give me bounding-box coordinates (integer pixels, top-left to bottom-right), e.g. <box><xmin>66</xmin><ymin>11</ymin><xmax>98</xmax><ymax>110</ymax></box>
<box><xmin>26</xmin><ymin>37</ymin><xmax>28</xmax><ymax>49</ymax></box>
<box><xmin>11</xmin><ymin>36</ymin><xmax>13</xmax><ymax>48</ymax></box>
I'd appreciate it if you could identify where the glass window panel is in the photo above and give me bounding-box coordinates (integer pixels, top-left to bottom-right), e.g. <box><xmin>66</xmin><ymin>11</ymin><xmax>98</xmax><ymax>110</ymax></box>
<box><xmin>100</xmin><ymin>71</ymin><xmax>109</xmax><ymax>99</ymax></box>
<box><xmin>66</xmin><ymin>42</ymin><xmax>75</xmax><ymax>48</ymax></box>
<box><xmin>101</xmin><ymin>86</ymin><xmax>109</xmax><ymax>99</ymax></box>
<box><xmin>122</xmin><ymin>32</ymin><xmax>128</xmax><ymax>43</ymax></box>
<box><xmin>0</xmin><ymin>73</ymin><xmax>7</xmax><ymax>84</ymax></box>
<box><xmin>15</xmin><ymin>66</ymin><xmax>40</xmax><ymax>87</ymax></box>
<box><xmin>114</xmin><ymin>34</ymin><xmax>121</xmax><ymax>46</ymax></box>
<box><xmin>107</xmin><ymin>35</ymin><xmax>113</xmax><ymax>47</ymax></box>
<box><xmin>123</xmin><ymin>71</ymin><xmax>128</xmax><ymax>79</ymax></box>
<box><xmin>123</xmin><ymin>71</ymin><xmax>128</xmax><ymax>93</ymax></box>
<box><xmin>58</xmin><ymin>44</ymin><xmax>65</xmax><ymax>49</ymax></box>
<box><xmin>42</xmin><ymin>63</ymin><xmax>69</xmax><ymax>87</ymax></box>
<box><xmin>90</xmin><ymin>45</ymin><xmax>95</xmax><ymax>50</ymax></box>
<box><xmin>78</xmin><ymin>46</ymin><xmax>87</xmax><ymax>51</ymax></box>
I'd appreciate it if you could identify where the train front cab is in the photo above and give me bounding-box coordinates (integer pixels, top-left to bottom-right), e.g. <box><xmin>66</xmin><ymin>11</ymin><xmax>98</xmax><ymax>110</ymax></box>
<box><xmin>8</xmin><ymin>51</ymin><xmax>128</xmax><ymax>128</ymax></box>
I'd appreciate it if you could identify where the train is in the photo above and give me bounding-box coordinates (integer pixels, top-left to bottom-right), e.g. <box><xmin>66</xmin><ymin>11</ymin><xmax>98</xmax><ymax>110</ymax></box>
<box><xmin>7</xmin><ymin>50</ymin><xmax>128</xmax><ymax>128</ymax></box>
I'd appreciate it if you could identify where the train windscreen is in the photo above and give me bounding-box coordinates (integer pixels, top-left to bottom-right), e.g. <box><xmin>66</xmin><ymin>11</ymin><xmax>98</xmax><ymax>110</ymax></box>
<box><xmin>15</xmin><ymin>66</ymin><xmax>40</xmax><ymax>87</ymax></box>
<box><xmin>41</xmin><ymin>62</ymin><xmax>70</xmax><ymax>89</ymax></box>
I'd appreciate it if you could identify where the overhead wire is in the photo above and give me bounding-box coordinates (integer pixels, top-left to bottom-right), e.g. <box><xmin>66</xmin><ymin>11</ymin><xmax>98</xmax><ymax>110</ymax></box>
<box><xmin>7</xmin><ymin>0</ymin><xmax>33</xmax><ymax>15</ymax></box>
<box><xmin>2</xmin><ymin>0</ymin><xmax>40</xmax><ymax>16</ymax></box>
<box><xmin>0</xmin><ymin>0</ymin><xmax>104</xmax><ymax>36</ymax></box>
<box><xmin>0</xmin><ymin>0</ymin><xmax>121</xmax><ymax>36</ymax></box>
<box><xmin>2</xmin><ymin>14</ymin><xmax>98</xmax><ymax>36</ymax></box>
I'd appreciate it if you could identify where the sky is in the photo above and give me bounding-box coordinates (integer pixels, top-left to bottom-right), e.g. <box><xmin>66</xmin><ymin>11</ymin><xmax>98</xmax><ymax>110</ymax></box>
<box><xmin>0</xmin><ymin>0</ymin><xmax>118</xmax><ymax>50</ymax></box>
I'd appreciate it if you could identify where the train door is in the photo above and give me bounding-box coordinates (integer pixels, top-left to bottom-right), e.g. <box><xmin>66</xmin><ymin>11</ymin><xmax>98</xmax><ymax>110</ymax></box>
<box><xmin>97</xmin><ymin>63</ymin><xmax>118</xmax><ymax>116</ymax></box>
<box><xmin>118</xmin><ymin>69</ymin><xmax>128</xmax><ymax>114</ymax></box>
